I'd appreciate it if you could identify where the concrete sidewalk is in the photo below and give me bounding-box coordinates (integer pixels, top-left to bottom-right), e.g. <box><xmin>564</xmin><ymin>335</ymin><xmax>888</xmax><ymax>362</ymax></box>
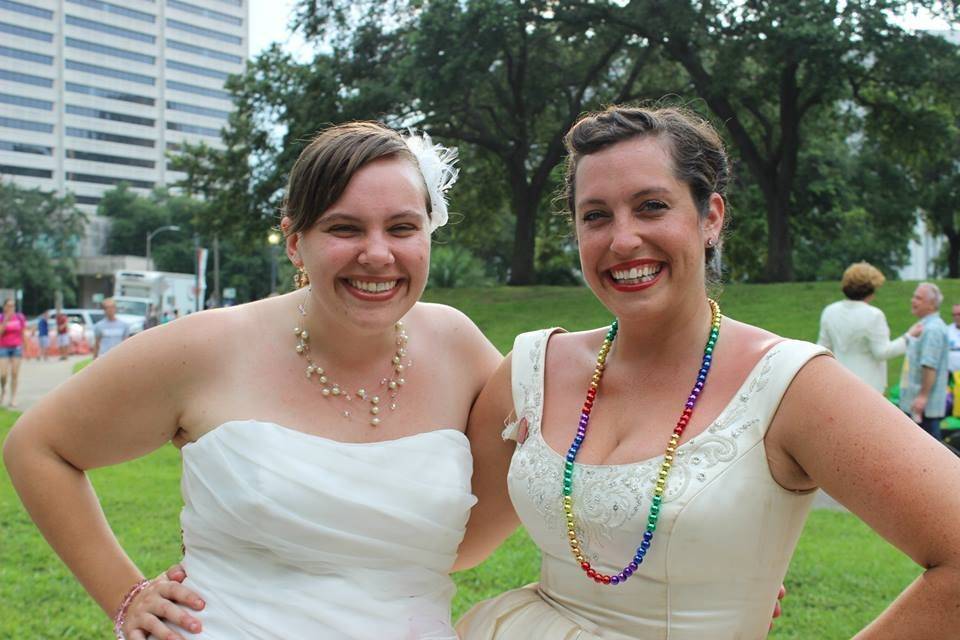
<box><xmin>4</xmin><ymin>355</ymin><xmax>86</xmax><ymax>412</ymax></box>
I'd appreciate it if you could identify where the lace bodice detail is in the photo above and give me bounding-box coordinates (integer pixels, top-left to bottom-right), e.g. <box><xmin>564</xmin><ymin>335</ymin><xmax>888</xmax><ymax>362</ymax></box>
<box><xmin>505</xmin><ymin>336</ymin><xmax>777</xmax><ymax>558</ymax></box>
<box><xmin>499</xmin><ymin>329</ymin><xmax>828</xmax><ymax>638</ymax></box>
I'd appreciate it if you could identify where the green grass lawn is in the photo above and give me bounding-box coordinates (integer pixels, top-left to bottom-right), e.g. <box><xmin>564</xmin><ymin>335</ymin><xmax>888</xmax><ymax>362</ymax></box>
<box><xmin>4</xmin><ymin>281</ymin><xmax>952</xmax><ymax>638</ymax></box>
<box><xmin>72</xmin><ymin>357</ymin><xmax>92</xmax><ymax>374</ymax></box>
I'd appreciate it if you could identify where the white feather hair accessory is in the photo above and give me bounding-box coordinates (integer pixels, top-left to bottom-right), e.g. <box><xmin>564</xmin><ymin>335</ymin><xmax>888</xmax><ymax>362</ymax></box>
<box><xmin>403</xmin><ymin>131</ymin><xmax>459</xmax><ymax>232</ymax></box>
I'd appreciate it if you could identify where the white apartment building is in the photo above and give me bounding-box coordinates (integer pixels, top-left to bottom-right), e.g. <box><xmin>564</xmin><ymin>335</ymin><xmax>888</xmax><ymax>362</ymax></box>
<box><xmin>0</xmin><ymin>0</ymin><xmax>248</xmax><ymax>305</ymax></box>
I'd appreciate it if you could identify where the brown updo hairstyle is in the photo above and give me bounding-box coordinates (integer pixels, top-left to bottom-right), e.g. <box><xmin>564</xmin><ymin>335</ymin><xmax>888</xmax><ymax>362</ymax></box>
<box><xmin>281</xmin><ymin>121</ymin><xmax>431</xmax><ymax>237</ymax></box>
<box><xmin>841</xmin><ymin>262</ymin><xmax>885</xmax><ymax>300</ymax></box>
<box><xmin>562</xmin><ymin>105</ymin><xmax>730</xmax><ymax>281</ymax></box>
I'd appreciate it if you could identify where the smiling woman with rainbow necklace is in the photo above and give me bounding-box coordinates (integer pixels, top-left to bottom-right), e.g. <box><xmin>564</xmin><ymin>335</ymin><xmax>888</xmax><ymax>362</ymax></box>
<box><xmin>456</xmin><ymin>105</ymin><xmax>960</xmax><ymax>639</ymax></box>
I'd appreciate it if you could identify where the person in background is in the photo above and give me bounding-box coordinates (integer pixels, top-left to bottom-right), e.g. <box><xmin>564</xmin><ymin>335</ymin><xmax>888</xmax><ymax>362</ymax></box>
<box><xmin>946</xmin><ymin>304</ymin><xmax>960</xmax><ymax>373</ymax></box>
<box><xmin>37</xmin><ymin>312</ymin><xmax>50</xmax><ymax>361</ymax></box>
<box><xmin>0</xmin><ymin>299</ymin><xmax>27</xmax><ymax>407</ymax></box>
<box><xmin>56</xmin><ymin>311</ymin><xmax>70</xmax><ymax>360</ymax></box>
<box><xmin>144</xmin><ymin>304</ymin><xmax>159</xmax><ymax>330</ymax></box>
<box><xmin>816</xmin><ymin>262</ymin><xmax>920</xmax><ymax>394</ymax></box>
<box><xmin>93</xmin><ymin>298</ymin><xmax>130</xmax><ymax>360</ymax></box>
<box><xmin>899</xmin><ymin>282</ymin><xmax>950</xmax><ymax>440</ymax></box>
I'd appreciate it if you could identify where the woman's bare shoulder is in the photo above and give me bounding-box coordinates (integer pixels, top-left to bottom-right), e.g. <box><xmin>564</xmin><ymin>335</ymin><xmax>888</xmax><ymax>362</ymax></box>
<box><xmin>720</xmin><ymin>316</ymin><xmax>784</xmax><ymax>358</ymax></box>
<box><xmin>411</xmin><ymin>302</ymin><xmax>495</xmax><ymax>350</ymax></box>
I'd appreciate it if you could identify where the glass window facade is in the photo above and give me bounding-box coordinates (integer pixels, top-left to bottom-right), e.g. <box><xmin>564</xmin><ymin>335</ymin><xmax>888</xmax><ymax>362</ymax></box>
<box><xmin>167</xmin><ymin>121</ymin><xmax>220</xmax><ymax>137</ymax></box>
<box><xmin>0</xmin><ymin>92</ymin><xmax>53</xmax><ymax>110</ymax></box>
<box><xmin>65</xmin><ymin>15</ymin><xmax>156</xmax><ymax>44</ymax></box>
<box><xmin>66</xmin><ymin>37</ymin><xmax>156</xmax><ymax>65</ymax></box>
<box><xmin>0</xmin><ymin>69</ymin><xmax>53</xmax><ymax>88</ymax></box>
<box><xmin>167</xmin><ymin>0</ymin><xmax>241</xmax><ymax>26</ymax></box>
<box><xmin>66</xmin><ymin>60</ymin><xmax>156</xmax><ymax>86</ymax></box>
<box><xmin>166</xmin><ymin>19</ymin><xmax>241</xmax><ymax>45</ymax></box>
<box><xmin>0</xmin><ymin>140</ymin><xmax>53</xmax><ymax>155</ymax></box>
<box><xmin>0</xmin><ymin>0</ymin><xmax>53</xmax><ymax>19</ymax></box>
<box><xmin>66</xmin><ymin>149</ymin><xmax>156</xmax><ymax>168</ymax></box>
<box><xmin>66</xmin><ymin>0</ymin><xmax>155</xmax><ymax>24</ymax></box>
<box><xmin>66</xmin><ymin>82</ymin><xmax>155</xmax><ymax>106</ymax></box>
<box><xmin>66</xmin><ymin>104</ymin><xmax>155</xmax><ymax>127</ymax></box>
<box><xmin>166</xmin><ymin>101</ymin><xmax>230</xmax><ymax>120</ymax></box>
<box><xmin>67</xmin><ymin>172</ymin><xmax>154</xmax><ymax>189</ymax></box>
<box><xmin>0</xmin><ymin>116</ymin><xmax>53</xmax><ymax>133</ymax></box>
<box><xmin>0</xmin><ymin>21</ymin><xmax>53</xmax><ymax>42</ymax></box>
<box><xmin>166</xmin><ymin>39</ymin><xmax>242</xmax><ymax>64</ymax></box>
<box><xmin>167</xmin><ymin>59</ymin><xmax>228</xmax><ymax>81</ymax></box>
<box><xmin>67</xmin><ymin>127</ymin><xmax>155</xmax><ymax>148</ymax></box>
<box><xmin>74</xmin><ymin>195</ymin><xmax>102</xmax><ymax>206</ymax></box>
<box><xmin>0</xmin><ymin>45</ymin><xmax>53</xmax><ymax>65</ymax></box>
<box><xmin>166</xmin><ymin>79</ymin><xmax>230</xmax><ymax>101</ymax></box>
<box><xmin>1</xmin><ymin>165</ymin><xmax>53</xmax><ymax>178</ymax></box>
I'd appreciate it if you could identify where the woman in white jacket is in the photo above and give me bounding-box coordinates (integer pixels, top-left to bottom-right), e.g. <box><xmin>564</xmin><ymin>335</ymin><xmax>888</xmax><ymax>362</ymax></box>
<box><xmin>817</xmin><ymin>262</ymin><xmax>919</xmax><ymax>393</ymax></box>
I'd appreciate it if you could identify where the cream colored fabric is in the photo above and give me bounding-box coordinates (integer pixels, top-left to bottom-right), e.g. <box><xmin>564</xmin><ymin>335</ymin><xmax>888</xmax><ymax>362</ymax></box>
<box><xmin>458</xmin><ymin>332</ymin><xmax>828</xmax><ymax>640</ymax></box>
<box><xmin>165</xmin><ymin>421</ymin><xmax>474</xmax><ymax>640</ymax></box>
<box><xmin>817</xmin><ymin>299</ymin><xmax>905</xmax><ymax>392</ymax></box>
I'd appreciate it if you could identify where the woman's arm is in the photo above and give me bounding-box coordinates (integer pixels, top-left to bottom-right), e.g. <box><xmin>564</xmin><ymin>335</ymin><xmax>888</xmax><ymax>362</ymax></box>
<box><xmin>2</xmin><ymin>315</ymin><xmax>218</xmax><ymax>629</ymax></box>
<box><xmin>771</xmin><ymin>355</ymin><xmax>960</xmax><ymax>638</ymax></box>
<box><xmin>455</xmin><ymin>354</ymin><xmax>521</xmax><ymax>571</ymax></box>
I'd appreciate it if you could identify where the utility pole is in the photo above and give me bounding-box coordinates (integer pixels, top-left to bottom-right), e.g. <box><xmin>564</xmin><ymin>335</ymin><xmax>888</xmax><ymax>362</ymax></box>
<box><xmin>212</xmin><ymin>234</ymin><xmax>220</xmax><ymax>308</ymax></box>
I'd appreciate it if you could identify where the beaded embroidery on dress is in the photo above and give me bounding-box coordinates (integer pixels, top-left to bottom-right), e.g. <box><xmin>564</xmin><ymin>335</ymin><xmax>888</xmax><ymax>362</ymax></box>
<box><xmin>459</xmin><ymin>330</ymin><xmax>829</xmax><ymax>640</ymax></box>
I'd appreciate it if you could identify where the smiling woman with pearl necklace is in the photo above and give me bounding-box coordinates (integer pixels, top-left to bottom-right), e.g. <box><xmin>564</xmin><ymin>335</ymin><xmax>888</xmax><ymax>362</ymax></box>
<box><xmin>4</xmin><ymin>121</ymin><xmax>502</xmax><ymax>640</ymax></box>
<box><xmin>456</xmin><ymin>105</ymin><xmax>960</xmax><ymax>639</ymax></box>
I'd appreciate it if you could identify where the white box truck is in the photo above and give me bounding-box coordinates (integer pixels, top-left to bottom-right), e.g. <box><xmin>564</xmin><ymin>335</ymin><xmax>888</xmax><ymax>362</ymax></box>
<box><xmin>113</xmin><ymin>270</ymin><xmax>205</xmax><ymax>328</ymax></box>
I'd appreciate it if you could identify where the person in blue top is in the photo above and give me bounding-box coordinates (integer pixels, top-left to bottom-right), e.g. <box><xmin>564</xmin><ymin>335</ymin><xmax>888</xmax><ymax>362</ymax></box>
<box><xmin>37</xmin><ymin>312</ymin><xmax>50</xmax><ymax>361</ymax></box>
<box><xmin>899</xmin><ymin>282</ymin><xmax>950</xmax><ymax>440</ymax></box>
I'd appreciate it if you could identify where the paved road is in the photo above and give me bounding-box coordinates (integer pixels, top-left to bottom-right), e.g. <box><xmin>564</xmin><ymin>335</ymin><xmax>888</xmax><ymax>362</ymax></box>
<box><xmin>4</xmin><ymin>355</ymin><xmax>85</xmax><ymax>412</ymax></box>
<box><xmin>4</xmin><ymin>355</ymin><xmax>852</xmax><ymax>512</ymax></box>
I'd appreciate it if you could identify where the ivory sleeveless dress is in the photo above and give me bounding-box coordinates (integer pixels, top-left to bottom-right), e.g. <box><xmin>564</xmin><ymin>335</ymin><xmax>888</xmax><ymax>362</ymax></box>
<box><xmin>457</xmin><ymin>331</ymin><xmax>828</xmax><ymax>640</ymax></box>
<box><xmin>163</xmin><ymin>420</ymin><xmax>475</xmax><ymax>639</ymax></box>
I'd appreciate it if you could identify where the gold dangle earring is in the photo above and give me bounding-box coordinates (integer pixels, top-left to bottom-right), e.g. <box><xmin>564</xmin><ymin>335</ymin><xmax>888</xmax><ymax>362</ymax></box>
<box><xmin>294</xmin><ymin>267</ymin><xmax>310</xmax><ymax>289</ymax></box>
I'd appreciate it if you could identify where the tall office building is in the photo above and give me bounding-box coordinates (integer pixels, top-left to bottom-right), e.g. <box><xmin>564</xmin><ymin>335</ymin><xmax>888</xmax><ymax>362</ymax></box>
<box><xmin>0</xmin><ymin>0</ymin><xmax>249</xmax><ymax>304</ymax></box>
<box><xmin>0</xmin><ymin>0</ymin><xmax>248</xmax><ymax>210</ymax></box>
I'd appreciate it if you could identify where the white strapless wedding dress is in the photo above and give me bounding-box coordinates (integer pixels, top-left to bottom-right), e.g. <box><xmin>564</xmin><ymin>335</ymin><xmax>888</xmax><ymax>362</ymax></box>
<box><xmin>162</xmin><ymin>420</ymin><xmax>475</xmax><ymax>639</ymax></box>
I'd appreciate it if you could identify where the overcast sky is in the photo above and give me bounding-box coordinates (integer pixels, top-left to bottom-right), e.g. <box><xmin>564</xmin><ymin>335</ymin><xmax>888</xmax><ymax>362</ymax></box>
<box><xmin>248</xmin><ymin>0</ymin><xmax>310</xmax><ymax>59</ymax></box>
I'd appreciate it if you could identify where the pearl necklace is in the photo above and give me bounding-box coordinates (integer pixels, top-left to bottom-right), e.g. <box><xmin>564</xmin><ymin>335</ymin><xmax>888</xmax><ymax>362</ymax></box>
<box><xmin>564</xmin><ymin>299</ymin><xmax>721</xmax><ymax>585</ymax></box>
<box><xmin>294</xmin><ymin>294</ymin><xmax>410</xmax><ymax>426</ymax></box>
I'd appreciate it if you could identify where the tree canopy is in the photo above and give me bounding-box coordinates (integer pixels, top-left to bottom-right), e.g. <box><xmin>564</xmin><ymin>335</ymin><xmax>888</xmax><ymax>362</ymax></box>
<box><xmin>0</xmin><ymin>181</ymin><xmax>86</xmax><ymax>312</ymax></box>
<box><xmin>171</xmin><ymin>0</ymin><xmax>960</xmax><ymax>284</ymax></box>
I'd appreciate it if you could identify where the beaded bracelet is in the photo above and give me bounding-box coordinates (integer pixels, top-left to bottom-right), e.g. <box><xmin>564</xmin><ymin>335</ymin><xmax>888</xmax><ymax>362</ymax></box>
<box><xmin>113</xmin><ymin>578</ymin><xmax>150</xmax><ymax>640</ymax></box>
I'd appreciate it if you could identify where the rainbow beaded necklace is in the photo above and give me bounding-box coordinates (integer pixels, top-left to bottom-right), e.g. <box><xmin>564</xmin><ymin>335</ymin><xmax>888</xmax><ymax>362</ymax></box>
<box><xmin>563</xmin><ymin>298</ymin><xmax>721</xmax><ymax>585</ymax></box>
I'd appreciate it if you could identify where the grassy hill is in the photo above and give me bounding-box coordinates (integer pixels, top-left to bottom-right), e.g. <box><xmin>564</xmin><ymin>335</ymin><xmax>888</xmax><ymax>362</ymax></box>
<box><xmin>5</xmin><ymin>280</ymin><xmax>955</xmax><ymax>638</ymax></box>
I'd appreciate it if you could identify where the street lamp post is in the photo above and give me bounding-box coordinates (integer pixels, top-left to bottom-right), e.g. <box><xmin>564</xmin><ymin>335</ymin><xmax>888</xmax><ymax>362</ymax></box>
<box><xmin>146</xmin><ymin>225</ymin><xmax>182</xmax><ymax>271</ymax></box>
<box><xmin>267</xmin><ymin>230</ymin><xmax>281</xmax><ymax>295</ymax></box>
